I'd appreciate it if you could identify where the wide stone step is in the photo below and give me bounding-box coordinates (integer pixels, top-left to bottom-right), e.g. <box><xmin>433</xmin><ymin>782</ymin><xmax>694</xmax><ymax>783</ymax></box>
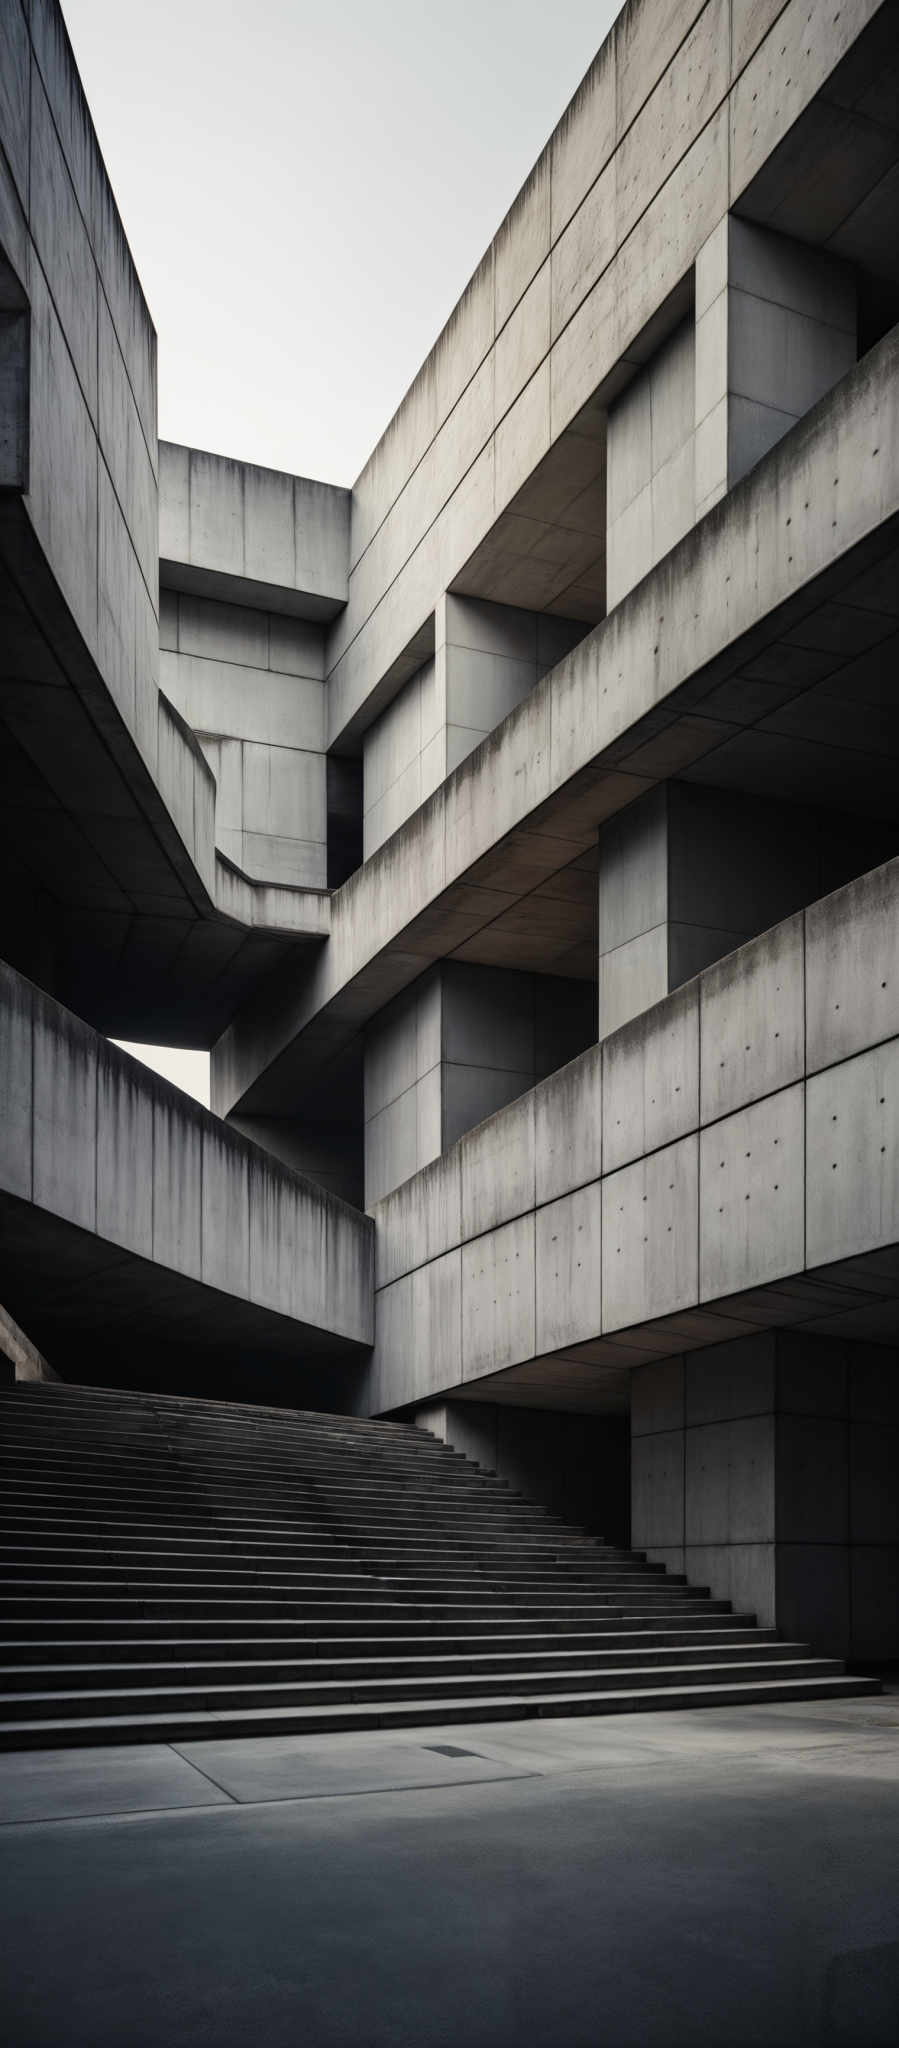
<box><xmin>0</xmin><ymin>1674</ymin><xmax>880</xmax><ymax>1748</ymax></box>
<box><xmin>0</xmin><ymin>1656</ymin><xmax>850</xmax><ymax>1720</ymax></box>
<box><xmin>0</xmin><ymin>1640</ymin><xmax>814</xmax><ymax>1691</ymax></box>
<box><xmin>0</xmin><ymin>1609</ymin><xmax>760</xmax><ymax>1645</ymax></box>
<box><xmin>2</xmin><ymin>1383</ymin><xmax>877</xmax><ymax>1749</ymax></box>
<box><xmin>0</xmin><ymin>1552</ymin><xmax>679</xmax><ymax>1589</ymax></box>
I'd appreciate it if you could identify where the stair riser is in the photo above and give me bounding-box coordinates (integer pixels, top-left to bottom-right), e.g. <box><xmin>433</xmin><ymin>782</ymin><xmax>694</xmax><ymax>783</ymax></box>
<box><xmin>0</xmin><ymin>1644</ymin><xmax>814</xmax><ymax>1690</ymax></box>
<box><xmin>0</xmin><ymin>1386</ymin><xmax>877</xmax><ymax>1750</ymax></box>
<box><xmin>0</xmin><ymin>1676</ymin><xmax>881</xmax><ymax>1749</ymax></box>
<box><xmin>0</xmin><ymin>1611</ymin><xmax>760</xmax><ymax>1644</ymax></box>
<box><xmin>3</xmin><ymin>1661</ymin><xmax>846</xmax><ymax>1720</ymax></box>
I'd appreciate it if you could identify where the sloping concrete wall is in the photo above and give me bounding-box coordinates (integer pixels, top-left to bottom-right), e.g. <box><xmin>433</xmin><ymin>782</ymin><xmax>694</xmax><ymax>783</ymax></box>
<box><xmin>360</xmin><ymin>858</ymin><xmax>899</xmax><ymax>1414</ymax></box>
<box><xmin>0</xmin><ymin>962</ymin><xmax>373</xmax><ymax>1357</ymax></box>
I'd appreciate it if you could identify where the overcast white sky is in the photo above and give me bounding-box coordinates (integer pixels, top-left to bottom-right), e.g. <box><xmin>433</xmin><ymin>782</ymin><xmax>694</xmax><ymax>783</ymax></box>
<box><xmin>63</xmin><ymin>0</ymin><xmax>619</xmax><ymax>484</ymax></box>
<box><xmin>69</xmin><ymin>0</ymin><xmax>620</xmax><ymax>1102</ymax></box>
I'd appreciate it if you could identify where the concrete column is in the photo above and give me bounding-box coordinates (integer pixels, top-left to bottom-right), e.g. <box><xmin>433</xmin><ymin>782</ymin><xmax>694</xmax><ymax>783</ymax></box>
<box><xmin>606</xmin><ymin>221</ymin><xmax>856</xmax><ymax>607</ymax></box>
<box><xmin>694</xmin><ymin>216</ymin><xmax>857</xmax><ymax>518</ymax></box>
<box><xmin>597</xmin><ymin>782</ymin><xmax>889</xmax><ymax>1040</ymax></box>
<box><xmin>361</xmin><ymin>598</ymin><xmax>583</xmax><ymax>859</ymax></box>
<box><xmin>606</xmin><ymin>319</ymin><xmax>696</xmax><ymax>610</ymax></box>
<box><xmin>364</xmin><ymin>962</ymin><xmax>595</xmax><ymax>1205</ymax></box>
<box><xmin>630</xmin><ymin>1333</ymin><xmax>899</xmax><ymax>1661</ymax></box>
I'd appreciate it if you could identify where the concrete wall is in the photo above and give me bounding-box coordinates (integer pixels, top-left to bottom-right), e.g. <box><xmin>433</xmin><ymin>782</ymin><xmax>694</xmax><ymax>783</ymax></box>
<box><xmin>360</xmin><ymin>855</ymin><xmax>899</xmax><ymax>1415</ymax></box>
<box><xmin>362</xmin><ymin>658</ymin><xmax>441</xmax><ymax>859</ymax></box>
<box><xmin>1</xmin><ymin>0</ymin><xmax>158</xmax><ymax>763</ymax></box>
<box><xmin>362</xmin><ymin>602</ymin><xmax>584</xmax><ymax>859</ymax></box>
<box><xmin>415</xmin><ymin>1400</ymin><xmax>629</xmax><ymax>1542</ymax></box>
<box><xmin>325</xmin><ymin>0</ymin><xmax>889</xmax><ymax>746</ymax></box>
<box><xmin>598</xmin><ymin>782</ymin><xmax>892</xmax><ymax>1038</ymax></box>
<box><xmin>214</xmin><ymin>327</ymin><xmax>899</xmax><ymax>1122</ymax></box>
<box><xmin>159</xmin><ymin>442</ymin><xmax>349</xmax><ymax>619</ymax></box>
<box><xmin>606</xmin><ymin>318</ymin><xmax>695</xmax><ymax>608</ymax></box>
<box><xmin>160</xmin><ymin>590</ymin><xmax>329</xmax><ymax>889</ymax></box>
<box><xmin>695</xmin><ymin>216</ymin><xmax>857</xmax><ymax>517</ymax></box>
<box><xmin>607</xmin><ymin>221</ymin><xmax>856</xmax><ymax>607</ymax></box>
<box><xmin>363</xmin><ymin>963</ymin><xmax>596</xmax><ymax>1206</ymax></box>
<box><xmin>0</xmin><ymin>960</ymin><xmax>373</xmax><ymax>1354</ymax></box>
<box><xmin>631</xmin><ymin>1331</ymin><xmax>899</xmax><ymax>1660</ymax></box>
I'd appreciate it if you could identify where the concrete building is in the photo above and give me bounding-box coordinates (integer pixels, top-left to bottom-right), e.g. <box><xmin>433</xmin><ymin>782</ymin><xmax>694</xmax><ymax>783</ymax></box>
<box><xmin>1</xmin><ymin>0</ymin><xmax>898</xmax><ymax>1741</ymax></box>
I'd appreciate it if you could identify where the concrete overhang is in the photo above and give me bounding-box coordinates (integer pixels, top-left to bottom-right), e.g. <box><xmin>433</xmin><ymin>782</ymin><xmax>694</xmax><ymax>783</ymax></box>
<box><xmin>0</xmin><ymin>498</ymin><xmax>330</xmax><ymax>1044</ymax></box>
<box><xmin>360</xmin><ymin>858</ymin><xmax>899</xmax><ymax>1417</ymax></box>
<box><xmin>0</xmin><ymin>963</ymin><xmax>373</xmax><ymax>1386</ymax></box>
<box><xmin>159</xmin><ymin>443</ymin><xmax>351</xmax><ymax>623</ymax></box>
<box><xmin>214</xmin><ymin>328</ymin><xmax>899</xmax><ymax>1117</ymax></box>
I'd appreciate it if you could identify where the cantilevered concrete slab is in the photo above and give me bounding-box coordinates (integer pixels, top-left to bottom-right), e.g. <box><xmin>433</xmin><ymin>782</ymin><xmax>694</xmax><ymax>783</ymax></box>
<box><xmin>0</xmin><ymin>963</ymin><xmax>373</xmax><ymax>1388</ymax></box>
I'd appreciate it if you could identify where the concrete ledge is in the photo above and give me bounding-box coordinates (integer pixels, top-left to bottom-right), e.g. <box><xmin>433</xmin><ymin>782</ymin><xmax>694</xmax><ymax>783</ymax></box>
<box><xmin>361</xmin><ymin>857</ymin><xmax>899</xmax><ymax>1413</ymax></box>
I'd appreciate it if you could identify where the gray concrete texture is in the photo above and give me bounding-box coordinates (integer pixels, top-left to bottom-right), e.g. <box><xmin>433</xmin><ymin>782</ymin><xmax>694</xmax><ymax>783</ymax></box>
<box><xmin>325</xmin><ymin>0</ymin><xmax>894</xmax><ymax>747</ymax></box>
<box><xmin>0</xmin><ymin>961</ymin><xmax>373</xmax><ymax>1357</ymax></box>
<box><xmin>362</xmin><ymin>857</ymin><xmax>899</xmax><ymax>1415</ymax></box>
<box><xmin>1</xmin><ymin>1698</ymin><xmax>899</xmax><ymax>2045</ymax></box>
<box><xmin>159</xmin><ymin>441</ymin><xmax>350</xmax><ymax>621</ymax></box>
<box><xmin>597</xmin><ymin>779</ymin><xmax>890</xmax><ymax>1039</ymax></box>
<box><xmin>630</xmin><ymin>1330</ymin><xmax>899</xmax><ymax>1659</ymax></box>
<box><xmin>363</xmin><ymin>961</ymin><xmax>595</xmax><ymax>1206</ymax></box>
<box><xmin>214</xmin><ymin>324</ymin><xmax>899</xmax><ymax>1122</ymax></box>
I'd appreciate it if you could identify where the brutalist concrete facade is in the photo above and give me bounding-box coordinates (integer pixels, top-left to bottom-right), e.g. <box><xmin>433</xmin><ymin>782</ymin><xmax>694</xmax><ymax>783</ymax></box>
<box><xmin>1</xmin><ymin>0</ymin><xmax>898</xmax><ymax>1657</ymax></box>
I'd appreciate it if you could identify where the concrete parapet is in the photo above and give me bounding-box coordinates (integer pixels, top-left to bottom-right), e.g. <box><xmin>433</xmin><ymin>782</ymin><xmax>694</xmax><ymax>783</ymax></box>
<box><xmin>0</xmin><ymin>963</ymin><xmax>374</xmax><ymax>1375</ymax></box>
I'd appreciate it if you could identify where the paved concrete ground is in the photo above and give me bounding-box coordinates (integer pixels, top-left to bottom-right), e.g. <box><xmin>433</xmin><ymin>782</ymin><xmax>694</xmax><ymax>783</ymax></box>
<box><xmin>0</xmin><ymin>1698</ymin><xmax>897</xmax><ymax>2047</ymax></box>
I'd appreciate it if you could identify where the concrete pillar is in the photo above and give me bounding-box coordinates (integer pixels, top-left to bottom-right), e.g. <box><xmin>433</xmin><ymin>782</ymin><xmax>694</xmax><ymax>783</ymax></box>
<box><xmin>362</xmin><ymin>598</ymin><xmax>584</xmax><ymax>858</ymax></box>
<box><xmin>694</xmin><ymin>216</ymin><xmax>857</xmax><ymax>518</ymax></box>
<box><xmin>597</xmin><ymin>782</ymin><xmax>891</xmax><ymax>1040</ymax></box>
<box><xmin>606</xmin><ymin>220</ymin><xmax>856</xmax><ymax>606</ymax></box>
<box><xmin>363</xmin><ymin>962</ymin><xmax>595</xmax><ymax>1205</ymax></box>
<box><xmin>606</xmin><ymin>318</ymin><xmax>696</xmax><ymax>610</ymax></box>
<box><xmin>630</xmin><ymin>1332</ymin><xmax>899</xmax><ymax>1661</ymax></box>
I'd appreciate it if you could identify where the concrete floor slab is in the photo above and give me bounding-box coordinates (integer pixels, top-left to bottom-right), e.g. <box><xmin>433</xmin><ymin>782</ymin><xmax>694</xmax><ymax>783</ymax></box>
<box><xmin>0</xmin><ymin>1741</ymin><xmax>228</xmax><ymax>1825</ymax></box>
<box><xmin>172</xmin><ymin>1732</ymin><xmax>537</xmax><ymax>1802</ymax></box>
<box><xmin>0</xmin><ymin>1700</ymin><xmax>897</xmax><ymax>2045</ymax></box>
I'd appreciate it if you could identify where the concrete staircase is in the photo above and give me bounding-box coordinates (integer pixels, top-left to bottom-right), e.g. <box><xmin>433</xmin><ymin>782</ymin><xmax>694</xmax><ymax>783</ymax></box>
<box><xmin>0</xmin><ymin>1383</ymin><xmax>879</xmax><ymax>1747</ymax></box>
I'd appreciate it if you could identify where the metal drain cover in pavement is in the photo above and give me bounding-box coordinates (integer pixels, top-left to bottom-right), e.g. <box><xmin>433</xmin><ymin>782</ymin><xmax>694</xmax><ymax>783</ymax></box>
<box><xmin>423</xmin><ymin>1744</ymin><xmax>483</xmax><ymax>1759</ymax></box>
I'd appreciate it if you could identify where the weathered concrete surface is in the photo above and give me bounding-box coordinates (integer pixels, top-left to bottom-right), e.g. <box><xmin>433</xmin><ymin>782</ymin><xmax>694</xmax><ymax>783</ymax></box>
<box><xmin>2</xmin><ymin>1699</ymin><xmax>899</xmax><ymax>2046</ymax></box>
<box><xmin>631</xmin><ymin>1330</ymin><xmax>899</xmax><ymax>1660</ymax></box>
<box><xmin>325</xmin><ymin>0</ymin><xmax>894</xmax><ymax>747</ymax></box>
<box><xmin>215</xmin><ymin>330</ymin><xmax>899</xmax><ymax>1117</ymax></box>
<box><xmin>0</xmin><ymin>962</ymin><xmax>373</xmax><ymax>1377</ymax></box>
<box><xmin>159</xmin><ymin>442</ymin><xmax>349</xmax><ymax>621</ymax></box>
<box><xmin>0</xmin><ymin>4</ymin><xmax>334</xmax><ymax>1047</ymax></box>
<box><xmin>360</xmin><ymin>859</ymin><xmax>899</xmax><ymax>1415</ymax></box>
